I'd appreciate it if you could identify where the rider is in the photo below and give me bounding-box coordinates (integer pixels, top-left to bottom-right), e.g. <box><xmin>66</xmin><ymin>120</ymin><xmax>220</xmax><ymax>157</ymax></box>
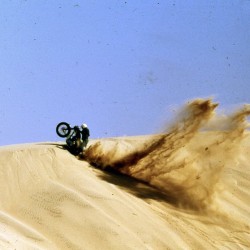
<box><xmin>66</xmin><ymin>123</ymin><xmax>90</xmax><ymax>152</ymax></box>
<box><xmin>81</xmin><ymin>123</ymin><xmax>90</xmax><ymax>149</ymax></box>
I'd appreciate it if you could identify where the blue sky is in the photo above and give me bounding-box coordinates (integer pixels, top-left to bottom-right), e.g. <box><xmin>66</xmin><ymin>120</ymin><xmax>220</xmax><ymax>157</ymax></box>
<box><xmin>0</xmin><ymin>0</ymin><xmax>250</xmax><ymax>146</ymax></box>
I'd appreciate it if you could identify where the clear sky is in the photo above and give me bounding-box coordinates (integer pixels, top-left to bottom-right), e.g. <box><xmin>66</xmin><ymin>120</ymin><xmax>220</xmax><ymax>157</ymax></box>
<box><xmin>0</xmin><ymin>0</ymin><xmax>250</xmax><ymax>146</ymax></box>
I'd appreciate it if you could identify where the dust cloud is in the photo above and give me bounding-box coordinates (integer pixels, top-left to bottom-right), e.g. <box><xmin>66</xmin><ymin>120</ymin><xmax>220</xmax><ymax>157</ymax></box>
<box><xmin>84</xmin><ymin>99</ymin><xmax>250</xmax><ymax>209</ymax></box>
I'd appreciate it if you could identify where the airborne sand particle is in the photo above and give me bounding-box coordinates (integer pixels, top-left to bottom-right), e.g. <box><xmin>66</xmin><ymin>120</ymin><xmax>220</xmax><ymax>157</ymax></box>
<box><xmin>85</xmin><ymin>99</ymin><xmax>250</xmax><ymax>210</ymax></box>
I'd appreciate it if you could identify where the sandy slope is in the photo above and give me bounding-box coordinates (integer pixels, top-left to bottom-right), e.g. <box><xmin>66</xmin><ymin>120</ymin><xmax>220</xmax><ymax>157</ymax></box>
<box><xmin>0</xmin><ymin>135</ymin><xmax>249</xmax><ymax>250</ymax></box>
<box><xmin>0</xmin><ymin>99</ymin><xmax>250</xmax><ymax>249</ymax></box>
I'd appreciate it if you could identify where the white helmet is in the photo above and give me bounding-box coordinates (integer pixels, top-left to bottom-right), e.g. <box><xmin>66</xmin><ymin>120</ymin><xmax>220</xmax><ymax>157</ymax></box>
<box><xmin>81</xmin><ymin>123</ymin><xmax>88</xmax><ymax>128</ymax></box>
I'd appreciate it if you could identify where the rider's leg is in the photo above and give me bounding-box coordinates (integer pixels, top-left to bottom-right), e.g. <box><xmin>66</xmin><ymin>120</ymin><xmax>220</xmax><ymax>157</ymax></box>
<box><xmin>82</xmin><ymin>139</ymin><xmax>88</xmax><ymax>150</ymax></box>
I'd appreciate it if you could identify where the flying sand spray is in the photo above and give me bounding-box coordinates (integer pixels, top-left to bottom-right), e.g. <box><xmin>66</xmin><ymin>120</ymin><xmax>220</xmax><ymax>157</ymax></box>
<box><xmin>85</xmin><ymin>99</ymin><xmax>250</xmax><ymax>209</ymax></box>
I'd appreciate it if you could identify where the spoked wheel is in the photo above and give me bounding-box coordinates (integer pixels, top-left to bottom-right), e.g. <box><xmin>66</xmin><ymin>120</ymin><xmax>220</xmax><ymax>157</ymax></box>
<box><xmin>56</xmin><ymin>122</ymin><xmax>71</xmax><ymax>138</ymax></box>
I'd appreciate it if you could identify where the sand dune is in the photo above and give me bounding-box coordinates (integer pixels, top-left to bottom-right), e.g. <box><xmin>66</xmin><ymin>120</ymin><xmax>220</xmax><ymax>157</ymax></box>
<box><xmin>0</xmin><ymin>99</ymin><xmax>250</xmax><ymax>249</ymax></box>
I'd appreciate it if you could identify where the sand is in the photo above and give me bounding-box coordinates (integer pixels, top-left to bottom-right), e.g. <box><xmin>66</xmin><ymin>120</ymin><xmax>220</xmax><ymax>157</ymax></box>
<box><xmin>0</xmin><ymin>99</ymin><xmax>250</xmax><ymax>249</ymax></box>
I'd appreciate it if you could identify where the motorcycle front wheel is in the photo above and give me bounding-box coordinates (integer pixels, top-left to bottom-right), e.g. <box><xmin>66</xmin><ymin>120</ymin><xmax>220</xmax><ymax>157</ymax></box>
<box><xmin>56</xmin><ymin>122</ymin><xmax>71</xmax><ymax>138</ymax></box>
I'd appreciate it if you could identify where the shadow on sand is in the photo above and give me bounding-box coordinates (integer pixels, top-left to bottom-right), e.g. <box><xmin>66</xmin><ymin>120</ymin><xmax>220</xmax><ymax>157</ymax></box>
<box><xmin>91</xmin><ymin>163</ymin><xmax>179</xmax><ymax>206</ymax></box>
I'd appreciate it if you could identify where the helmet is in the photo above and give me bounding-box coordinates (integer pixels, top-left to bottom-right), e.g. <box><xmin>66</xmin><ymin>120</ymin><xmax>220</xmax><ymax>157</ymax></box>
<box><xmin>81</xmin><ymin>123</ymin><xmax>88</xmax><ymax>128</ymax></box>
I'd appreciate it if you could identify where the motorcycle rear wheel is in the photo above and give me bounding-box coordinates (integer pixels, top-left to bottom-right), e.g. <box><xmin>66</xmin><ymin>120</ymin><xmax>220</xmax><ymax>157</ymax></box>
<box><xmin>56</xmin><ymin>122</ymin><xmax>71</xmax><ymax>138</ymax></box>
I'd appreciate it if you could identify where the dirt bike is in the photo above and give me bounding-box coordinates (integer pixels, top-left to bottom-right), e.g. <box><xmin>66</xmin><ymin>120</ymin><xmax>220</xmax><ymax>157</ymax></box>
<box><xmin>56</xmin><ymin>122</ymin><xmax>83</xmax><ymax>155</ymax></box>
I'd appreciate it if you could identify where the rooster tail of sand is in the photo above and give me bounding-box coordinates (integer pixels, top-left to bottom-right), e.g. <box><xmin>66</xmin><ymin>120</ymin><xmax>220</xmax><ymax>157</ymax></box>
<box><xmin>85</xmin><ymin>99</ymin><xmax>250</xmax><ymax>209</ymax></box>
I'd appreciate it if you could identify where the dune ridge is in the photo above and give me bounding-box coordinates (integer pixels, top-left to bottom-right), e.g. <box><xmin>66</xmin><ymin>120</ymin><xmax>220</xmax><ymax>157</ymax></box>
<box><xmin>0</xmin><ymin>98</ymin><xmax>250</xmax><ymax>249</ymax></box>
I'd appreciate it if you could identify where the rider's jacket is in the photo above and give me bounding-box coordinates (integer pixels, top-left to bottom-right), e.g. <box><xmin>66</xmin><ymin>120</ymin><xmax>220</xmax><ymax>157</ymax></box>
<box><xmin>81</xmin><ymin>127</ymin><xmax>90</xmax><ymax>140</ymax></box>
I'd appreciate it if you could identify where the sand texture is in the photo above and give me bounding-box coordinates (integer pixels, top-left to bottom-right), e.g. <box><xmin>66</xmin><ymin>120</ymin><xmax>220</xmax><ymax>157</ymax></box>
<box><xmin>0</xmin><ymin>99</ymin><xmax>250</xmax><ymax>249</ymax></box>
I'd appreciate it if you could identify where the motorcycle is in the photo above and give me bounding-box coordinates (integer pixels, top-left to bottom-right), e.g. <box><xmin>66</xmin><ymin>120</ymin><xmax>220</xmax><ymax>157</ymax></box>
<box><xmin>56</xmin><ymin>122</ymin><xmax>83</xmax><ymax>155</ymax></box>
